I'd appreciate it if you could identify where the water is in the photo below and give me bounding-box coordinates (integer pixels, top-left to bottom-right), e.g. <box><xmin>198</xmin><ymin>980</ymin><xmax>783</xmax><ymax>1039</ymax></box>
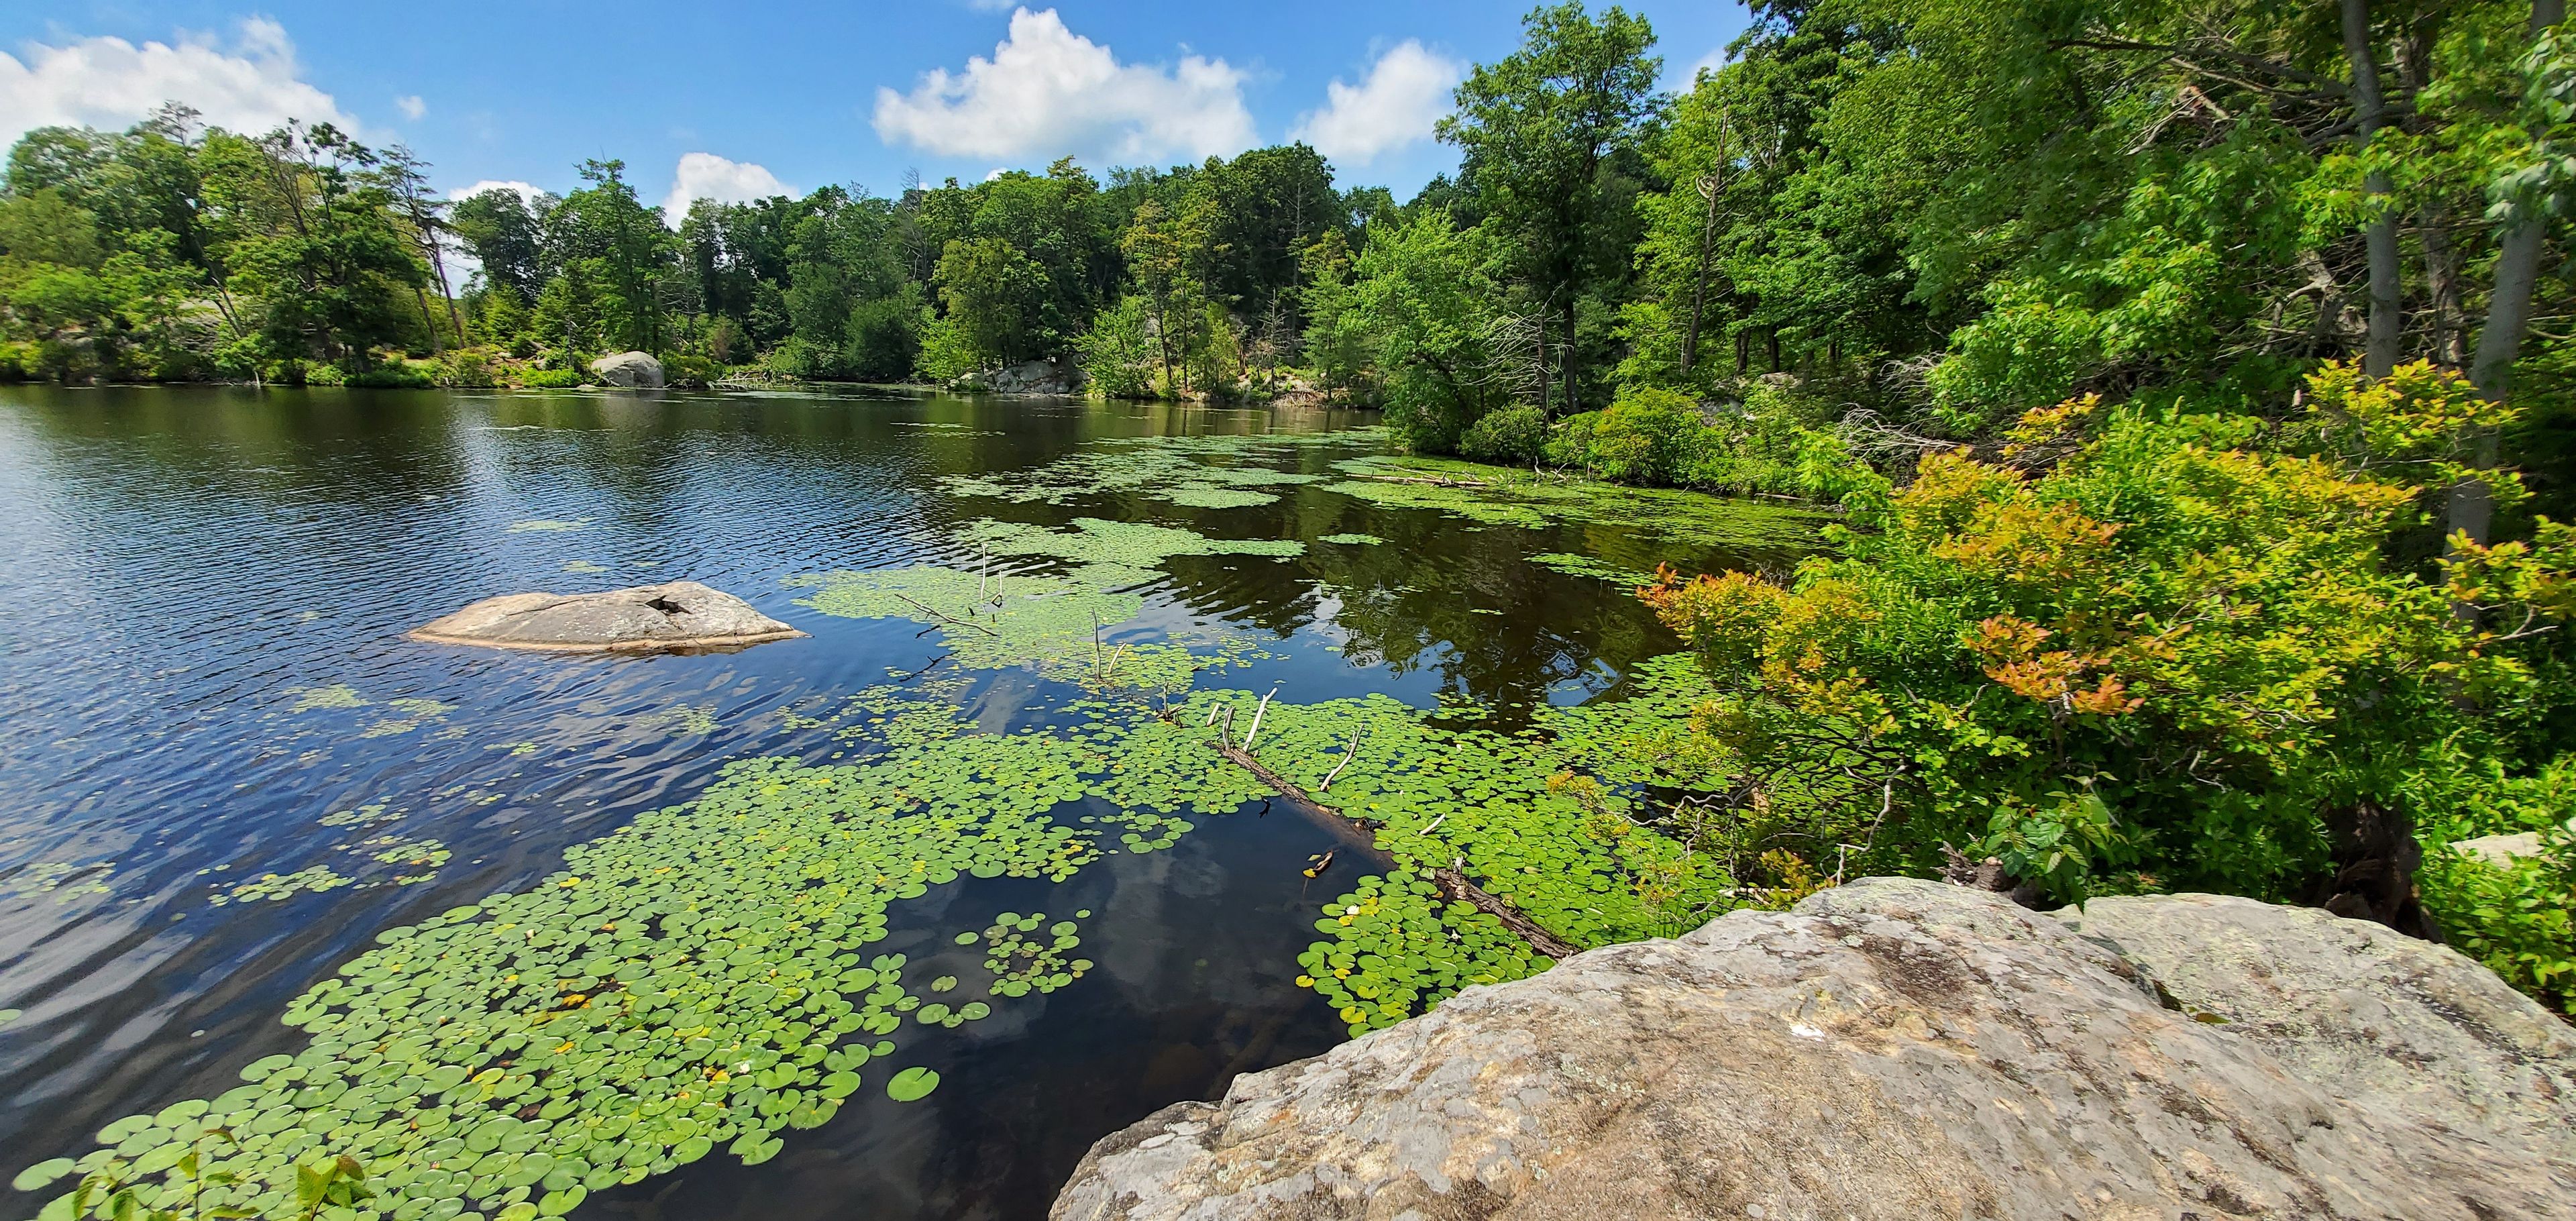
<box><xmin>0</xmin><ymin>385</ymin><xmax>1808</xmax><ymax>1220</ymax></box>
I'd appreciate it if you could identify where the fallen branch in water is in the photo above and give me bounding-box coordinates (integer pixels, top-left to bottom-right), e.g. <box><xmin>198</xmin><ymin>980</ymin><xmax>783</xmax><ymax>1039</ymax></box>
<box><xmin>891</xmin><ymin>592</ymin><xmax>1000</xmax><ymax>637</ymax></box>
<box><xmin>1362</xmin><ymin>472</ymin><xmax>1491</xmax><ymax>488</ymax></box>
<box><xmin>1318</xmin><ymin>725</ymin><xmax>1362</xmax><ymax>792</ymax></box>
<box><xmin>1185</xmin><ymin>719</ymin><xmax>1578</xmax><ymax>960</ymax></box>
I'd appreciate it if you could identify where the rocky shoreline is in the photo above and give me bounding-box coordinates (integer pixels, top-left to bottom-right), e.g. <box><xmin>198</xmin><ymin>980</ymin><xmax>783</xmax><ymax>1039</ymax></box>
<box><xmin>1055</xmin><ymin>879</ymin><xmax>2575</xmax><ymax>1220</ymax></box>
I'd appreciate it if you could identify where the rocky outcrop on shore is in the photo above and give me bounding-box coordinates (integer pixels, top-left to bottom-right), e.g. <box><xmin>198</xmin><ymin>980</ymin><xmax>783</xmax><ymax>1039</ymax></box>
<box><xmin>1054</xmin><ymin>878</ymin><xmax>2576</xmax><ymax>1220</ymax></box>
<box><xmin>588</xmin><ymin>351</ymin><xmax>665</xmax><ymax>389</ymax></box>
<box><xmin>407</xmin><ymin>581</ymin><xmax>804</xmax><ymax>653</ymax></box>
<box><xmin>953</xmin><ymin>357</ymin><xmax>1084</xmax><ymax>395</ymax></box>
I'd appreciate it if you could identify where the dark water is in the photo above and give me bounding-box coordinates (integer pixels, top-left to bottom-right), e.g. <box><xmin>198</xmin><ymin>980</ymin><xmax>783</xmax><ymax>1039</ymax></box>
<box><xmin>0</xmin><ymin>385</ymin><xmax>1794</xmax><ymax>1220</ymax></box>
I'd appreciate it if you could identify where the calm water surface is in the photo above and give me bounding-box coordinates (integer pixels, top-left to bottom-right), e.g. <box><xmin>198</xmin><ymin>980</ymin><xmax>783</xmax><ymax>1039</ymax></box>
<box><xmin>0</xmin><ymin>385</ymin><xmax>1796</xmax><ymax>1220</ymax></box>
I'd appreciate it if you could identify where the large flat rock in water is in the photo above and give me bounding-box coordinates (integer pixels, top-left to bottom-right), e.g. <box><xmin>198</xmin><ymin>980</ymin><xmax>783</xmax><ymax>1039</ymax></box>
<box><xmin>409</xmin><ymin>581</ymin><xmax>804</xmax><ymax>653</ymax></box>
<box><xmin>1053</xmin><ymin>878</ymin><xmax>2576</xmax><ymax>1221</ymax></box>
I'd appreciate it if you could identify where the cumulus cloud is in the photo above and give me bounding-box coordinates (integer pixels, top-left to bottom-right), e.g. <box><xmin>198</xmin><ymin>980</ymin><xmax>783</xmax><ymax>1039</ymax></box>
<box><xmin>394</xmin><ymin>94</ymin><xmax>425</xmax><ymax>120</ymax></box>
<box><xmin>873</xmin><ymin>7</ymin><xmax>1254</xmax><ymax>164</ymax></box>
<box><xmin>1291</xmin><ymin>40</ymin><xmax>1463</xmax><ymax>166</ymax></box>
<box><xmin>0</xmin><ymin>18</ymin><xmax>360</xmax><ymax>146</ymax></box>
<box><xmin>447</xmin><ymin>180</ymin><xmax>545</xmax><ymax>205</ymax></box>
<box><xmin>659</xmin><ymin>153</ymin><xmax>790</xmax><ymax>225</ymax></box>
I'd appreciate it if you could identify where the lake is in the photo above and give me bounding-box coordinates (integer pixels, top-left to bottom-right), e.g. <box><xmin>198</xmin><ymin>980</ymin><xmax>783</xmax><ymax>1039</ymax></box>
<box><xmin>0</xmin><ymin>385</ymin><xmax>1815</xmax><ymax>1221</ymax></box>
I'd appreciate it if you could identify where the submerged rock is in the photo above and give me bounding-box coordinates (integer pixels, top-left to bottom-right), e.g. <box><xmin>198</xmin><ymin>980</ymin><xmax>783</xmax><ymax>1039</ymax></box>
<box><xmin>409</xmin><ymin>581</ymin><xmax>804</xmax><ymax>653</ymax></box>
<box><xmin>587</xmin><ymin>350</ymin><xmax>665</xmax><ymax>389</ymax></box>
<box><xmin>1053</xmin><ymin>879</ymin><xmax>2575</xmax><ymax>1220</ymax></box>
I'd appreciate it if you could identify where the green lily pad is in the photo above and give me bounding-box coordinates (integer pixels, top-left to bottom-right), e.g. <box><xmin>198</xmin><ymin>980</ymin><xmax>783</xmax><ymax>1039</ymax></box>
<box><xmin>885</xmin><ymin>1067</ymin><xmax>941</xmax><ymax>1103</ymax></box>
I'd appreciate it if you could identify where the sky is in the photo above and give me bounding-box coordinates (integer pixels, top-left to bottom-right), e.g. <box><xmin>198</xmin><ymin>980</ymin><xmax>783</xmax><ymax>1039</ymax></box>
<box><xmin>0</xmin><ymin>1</ymin><xmax>1753</xmax><ymax>223</ymax></box>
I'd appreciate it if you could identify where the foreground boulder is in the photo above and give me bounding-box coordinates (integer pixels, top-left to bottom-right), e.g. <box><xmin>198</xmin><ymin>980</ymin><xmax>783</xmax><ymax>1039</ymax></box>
<box><xmin>587</xmin><ymin>350</ymin><xmax>664</xmax><ymax>389</ymax></box>
<box><xmin>409</xmin><ymin>581</ymin><xmax>804</xmax><ymax>653</ymax></box>
<box><xmin>1054</xmin><ymin>879</ymin><xmax>2575</xmax><ymax>1220</ymax></box>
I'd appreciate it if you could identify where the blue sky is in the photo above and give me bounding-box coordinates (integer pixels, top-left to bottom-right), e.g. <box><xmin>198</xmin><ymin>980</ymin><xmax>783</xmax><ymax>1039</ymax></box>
<box><xmin>1</xmin><ymin>2</ymin><xmax>1752</xmax><ymax>218</ymax></box>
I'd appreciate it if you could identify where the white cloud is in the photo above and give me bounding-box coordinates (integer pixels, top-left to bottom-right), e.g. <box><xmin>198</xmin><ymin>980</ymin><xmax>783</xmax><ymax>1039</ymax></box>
<box><xmin>873</xmin><ymin>7</ymin><xmax>1253</xmax><ymax>164</ymax></box>
<box><xmin>0</xmin><ymin>18</ymin><xmax>361</xmax><ymax>146</ymax></box>
<box><xmin>447</xmin><ymin>179</ymin><xmax>545</xmax><ymax>205</ymax></box>
<box><xmin>1673</xmin><ymin>46</ymin><xmax>1730</xmax><ymax>92</ymax></box>
<box><xmin>1290</xmin><ymin>40</ymin><xmax>1463</xmax><ymax>166</ymax></box>
<box><xmin>394</xmin><ymin>94</ymin><xmax>425</xmax><ymax>120</ymax></box>
<box><xmin>659</xmin><ymin>152</ymin><xmax>790</xmax><ymax>225</ymax></box>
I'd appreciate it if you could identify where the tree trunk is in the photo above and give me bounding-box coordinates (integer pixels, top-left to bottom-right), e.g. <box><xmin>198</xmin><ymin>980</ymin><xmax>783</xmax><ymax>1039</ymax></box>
<box><xmin>2454</xmin><ymin>0</ymin><xmax>2568</xmax><ymax>549</ymax></box>
<box><xmin>1680</xmin><ymin>174</ymin><xmax>1721</xmax><ymax>376</ymax></box>
<box><xmin>2343</xmin><ymin>0</ymin><xmax>2402</xmax><ymax>378</ymax></box>
<box><xmin>1536</xmin><ymin>305</ymin><xmax>1552</xmax><ymax>414</ymax></box>
<box><xmin>2421</xmin><ymin>213</ymin><xmax>2469</xmax><ymax>366</ymax></box>
<box><xmin>1561</xmin><ymin>297</ymin><xmax>1582</xmax><ymax>415</ymax></box>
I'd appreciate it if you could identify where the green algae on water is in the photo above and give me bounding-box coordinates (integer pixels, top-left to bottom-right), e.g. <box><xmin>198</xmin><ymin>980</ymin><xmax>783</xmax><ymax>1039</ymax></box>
<box><xmin>1317</xmin><ymin>533</ymin><xmax>1383</xmax><ymax>545</ymax></box>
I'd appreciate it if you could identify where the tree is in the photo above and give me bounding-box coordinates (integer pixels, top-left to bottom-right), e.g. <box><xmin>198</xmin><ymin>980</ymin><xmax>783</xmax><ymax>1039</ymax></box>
<box><xmin>1439</xmin><ymin>3</ymin><xmax>1662</xmax><ymax>415</ymax></box>
<box><xmin>557</xmin><ymin>158</ymin><xmax>675</xmax><ymax>354</ymax></box>
<box><xmin>934</xmin><ymin>236</ymin><xmax>1049</xmax><ymax>368</ymax></box>
<box><xmin>449</xmin><ymin>187</ymin><xmax>549</xmax><ymax>301</ymax></box>
<box><xmin>1342</xmin><ymin>212</ymin><xmax>1511</xmax><ymax>451</ymax></box>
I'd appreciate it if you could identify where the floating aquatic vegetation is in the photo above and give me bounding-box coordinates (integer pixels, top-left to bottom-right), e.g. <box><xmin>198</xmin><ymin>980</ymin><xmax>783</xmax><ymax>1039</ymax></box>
<box><xmin>971</xmin><ymin>911</ymin><xmax>1092</xmax><ymax>998</ymax></box>
<box><xmin>1295</xmin><ymin>870</ymin><xmax>1551</xmax><ymax>1036</ymax></box>
<box><xmin>1324</xmin><ymin>455</ymin><xmax>1829</xmax><ymax>552</ymax></box>
<box><xmin>6</xmin><ymin>861</ymin><xmax>115</xmax><ymax>902</ymax></box>
<box><xmin>505</xmin><ymin>519</ymin><xmax>588</xmax><ymax>533</ymax></box>
<box><xmin>389</xmin><ymin>699</ymin><xmax>455</xmax><ymax>718</ymax></box>
<box><xmin>639</xmin><ymin>704</ymin><xmax>719</xmax><ymax>736</ymax></box>
<box><xmin>353</xmin><ymin>835</ymin><xmax>450</xmax><ymax>875</ymax></box>
<box><xmin>1527</xmin><ymin>553</ymin><xmax>1658</xmax><ymax>586</ymax></box>
<box><xmin>884</xmin><ymin>1067</ymin><xmax>940</xmax><ymax>1102</ymax></box>
<box><xmin>319</xmin><ymin>802</ymin><xmax>405</xmax><ymax>829</ymax></box>
<box><xmin>360</xmin><ymin>719</ymin><xmax>421</xmax><ymax>738</ymax></box>
<box><xmin>210</xmin><ymin>863</ymin><xmax>357</xmax><ymax>906</ymax></box>
<box><xmin>20</xmin><ymin>663</ymin><xmax>1437</xmax><ymax>1221</ymax></box>
<box><xmin>561</xmin><ymin>560</ymin><xmax>610</xmax><ymax>574</ymax></box>
<box><xmin>1157</xmin><ymin>486</ymin><xmax>1276</xmax><ymax>509</ymax></box>
<box><xmin>961</xmin><ymin>517</ymin><xmax>1304</xmax><ymax>568</ymax></box>
<box><xmin>937</xmin><ymin>432</ymin><xmax>1355</xmax><ymax>507</ymax></box>
<box><xmin>285</xmin><ymin>685</ymin><xmax>366</xmax><ymax>713</ymax></box>
<box><xmin>1318</xmin><ymin>533</ymin><xmax>1383</xmax><ymax>545</ymax></box>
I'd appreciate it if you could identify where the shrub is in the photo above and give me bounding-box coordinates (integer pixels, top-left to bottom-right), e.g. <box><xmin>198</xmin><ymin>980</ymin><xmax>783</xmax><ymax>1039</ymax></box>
<box><xmin>303</xmin><ymin>362</ymin><xmax>348</xmax><ymax>387</ymax></box>
<box><xmin>1585</xmin><ymin>386</ymin><xmax>1703</xmax><ymax>484</ymax></box>
<box><xmin>0</xmin><ymin>339</ymin><xmax>32</xmax><ymax>381</ymax></box>
<box><xmin>1459</xmin><ymin>403</ymin><xmax>1548</xmax><ymax>463</ymax></box>
<box><xmin>1542</xmin><ymin>411</ymin><xmax>1598</xmax><ymax>468</ymax></box>
<box><xmin>437</xmin><ymin>350</ymin><xmax>498</xmax><ymax>388</ymax></box>
<box><xmin>521</xmin><ymin>368</ymin><xmax>582</xmax><ymax>390</ymax></box>
<box><xmin>663</xmin><ymin>354</ymin><xmax>717</xmax><ymax>388</ymax></box>
<box><xmin>1638</xmin><ymin>363</ymin><xmax>2576</xmax><ymax>932</ymax></box>
<box><xmin>2418</xmin><ymin>815</ymin><xmax>2575</xmax><ymax>1018</ymax></box>
<box><xmin>346</xmin><ymin>363</ymin><xmax>435</xmax><ymax>389</ymax></box>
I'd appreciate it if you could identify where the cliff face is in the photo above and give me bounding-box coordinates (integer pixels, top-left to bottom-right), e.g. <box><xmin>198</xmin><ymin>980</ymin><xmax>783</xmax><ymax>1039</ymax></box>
<box><xmin>1053</xmin><ymin>878</ymin><xmax>2576</xmax><ymax>1221</ymax></box>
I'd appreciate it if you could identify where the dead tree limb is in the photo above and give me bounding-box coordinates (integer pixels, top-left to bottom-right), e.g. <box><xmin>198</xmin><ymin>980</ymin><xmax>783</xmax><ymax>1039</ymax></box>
<box><xmin>1193</xmin><ymin>727</ymin><xmax>1581</xmax><ymax>960</ymax></box>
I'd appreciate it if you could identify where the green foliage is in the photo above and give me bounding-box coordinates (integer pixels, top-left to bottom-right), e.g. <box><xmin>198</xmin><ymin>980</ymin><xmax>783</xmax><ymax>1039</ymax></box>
<box><xmin>2420</xmin><ymin>816</ymin><xmax>2575</xmax><ymax>1017</ymax></box>
<box><xmin>1458</xmin><ymin>403</ymin><xmax>1546</xmax><ymax>462</ymax></box>
<box><xmin>1642</xmin><ymin>368</ymin><xmax>2576</xmax><ymax>918</ymax></box>
<box><xmin>1341</xmin><ymin>212</ymin><xmax>1509</xmax><ymax>452</ymax></box>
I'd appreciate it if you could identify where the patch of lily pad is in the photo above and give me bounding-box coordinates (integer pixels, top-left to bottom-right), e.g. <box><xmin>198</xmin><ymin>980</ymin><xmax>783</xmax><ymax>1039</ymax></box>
<box><xmin>1526</xmin><ymin>553</ymin><xmax>1659</xmax><ymax>586</ymax></box>
<box><xmin>1324</xmin><ymin>455</ymin><xmax>1829</xmax><ymax>553</ymax></box>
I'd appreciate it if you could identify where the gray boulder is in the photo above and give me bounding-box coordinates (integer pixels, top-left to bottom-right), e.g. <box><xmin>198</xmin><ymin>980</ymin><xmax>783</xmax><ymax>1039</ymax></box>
<box><xmin>955</xmin><ymin>356</ymin><xmax>1083</xmax><ymax>395</ymax></box>
<box><xmin>2452</xmin><ymin>831</ymin><xmax>2546</xmax><ymax>866</ymax></box>
<box><xmin>1054</xmin><ymin>879</ymin><xmax>2574</xmax><ymax>1221</ymax></box>
<box><xmin>2059</xmin><ymin>891</ymin><xmax>2576</xmax><ymax>1165</ymax></box>
<box><xmin>587</xmin><ymin>351</ymin><xmax>665</xmax><ymax>389</ymax></box>
<box><xmin>409</xmin><ymin>581</ymin><xmax>803</xmax><ymax>653</ymax></box>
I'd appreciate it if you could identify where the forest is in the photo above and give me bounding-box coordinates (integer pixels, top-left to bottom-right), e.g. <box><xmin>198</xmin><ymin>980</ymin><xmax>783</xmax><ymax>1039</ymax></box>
<box><xmin>2</xmin><ymin>0</ymin><xmax>2573</xmax><ymax>1011</ymax></box>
